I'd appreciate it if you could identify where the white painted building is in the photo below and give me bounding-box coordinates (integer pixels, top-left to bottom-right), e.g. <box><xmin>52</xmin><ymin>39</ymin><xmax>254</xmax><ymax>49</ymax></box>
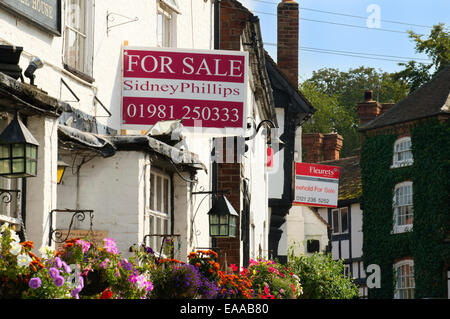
<box><xmin>0</xmin><ymin>0</ymin><xmax>277</xmax><ymax>267</ymax></box>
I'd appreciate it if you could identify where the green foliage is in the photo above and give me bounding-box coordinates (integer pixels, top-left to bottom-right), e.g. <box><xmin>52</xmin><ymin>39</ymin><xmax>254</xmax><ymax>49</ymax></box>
<box><xmin>300</xmin><ymin>81</ymin><xmax>352</xmax><ymax>134</ymax></box>
<box><xmin>360</xmin><ymin>119</ymin><xmax>450</xmax><ymax>298</ymax></box>
<box><xmin>393</xmin><ymin>23</ymin><xmax>450</xmax><ymax>92</ymax></box>
<box><xmin>302</xmin><ymin>66</ymin><xmax>408</xmax><ymax>157</ymax></box>
<box><xmin>287</xmin><ymin>249</ymin><xmax>359</xmax><ymax>299</ymax></box>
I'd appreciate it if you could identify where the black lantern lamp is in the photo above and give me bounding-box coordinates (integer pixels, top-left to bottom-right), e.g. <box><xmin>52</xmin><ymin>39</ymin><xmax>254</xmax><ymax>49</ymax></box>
<box><xmin>208</xmin><ymin>195</ymin><xmax>239</xmax><ymax>238</ymax></box>
<box><xmin>0</xmin><ymin>114</ymin><xmax>39</xmax><ymax>178</ymax></box>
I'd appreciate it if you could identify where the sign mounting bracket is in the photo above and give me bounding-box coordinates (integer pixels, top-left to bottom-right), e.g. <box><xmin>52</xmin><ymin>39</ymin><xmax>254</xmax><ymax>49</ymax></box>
<box><xmin>107</xmin><ymin>11</ymin><xmax>139</xmax><ymax>36</ymax></box>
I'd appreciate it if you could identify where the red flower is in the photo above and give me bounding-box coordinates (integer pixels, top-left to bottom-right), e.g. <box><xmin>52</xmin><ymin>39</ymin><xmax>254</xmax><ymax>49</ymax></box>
<box><xmin>100</xmin><ymin>288</ymin><xmax>113</xmax><ymax>299</ymax></box>
<box><xmin>230</xmin><ymin>264</ymin><xmax>238</xmax><ymax>272</ymax></box>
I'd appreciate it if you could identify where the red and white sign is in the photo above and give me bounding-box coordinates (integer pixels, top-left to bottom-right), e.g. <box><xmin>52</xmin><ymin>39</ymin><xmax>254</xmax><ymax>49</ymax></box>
<box><xmin>121</xmin><ymin>46</ymin><xmax>248</xmax><ymax>132</ymax></box>
<box><xmin>293</xmin><ymin>162</ymin><xmax>340</xmax><ymax>208</ymax></box>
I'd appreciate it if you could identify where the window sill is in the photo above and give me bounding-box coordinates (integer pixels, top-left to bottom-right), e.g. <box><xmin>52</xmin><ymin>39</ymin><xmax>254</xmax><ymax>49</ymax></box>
<box><xmin>392</xmin><ymin>225</ymin><xmax>413</xmax><ymax>234</ymax></box>
<box><xmin>63</xmin><ymin>64</ymin><xmax>95</xmax><ymax>84</ymax></box>
<box><xmin>0</xmin><ymin>214</ymin><xmax>22</xmax><ymax>226</ymax></box>
<box><xmin>390</xmin><ymin>160</ymin><xmax>414</xmax><ymax>169</ymax></box>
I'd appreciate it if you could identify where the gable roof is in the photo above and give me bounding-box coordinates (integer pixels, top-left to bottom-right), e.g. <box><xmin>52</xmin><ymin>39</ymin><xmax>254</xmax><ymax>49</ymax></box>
<box><xmin>360</xmin><ymin>65</ymin><xmax>450</xmax><ymax>131</ymax></box>
<box><xmin>265</xmin><ymin>52</ymin><xmax>316</xmax><ymax>124</ymax></box>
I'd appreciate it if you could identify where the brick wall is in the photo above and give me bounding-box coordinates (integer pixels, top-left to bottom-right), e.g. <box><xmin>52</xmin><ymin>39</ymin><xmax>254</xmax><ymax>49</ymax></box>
<box><xmin>214</xmin><ymin>137</ymin><xmax>242</xmax><ymax>267</ymax></box>
<box><xmin>220</xmin><ymin>0</ymin><xmax>251</xmax><ymax>50</ymax></box>
<box><xmin>302</xmin><ymin>132</ymin><xmax>343</xmax><ymax>163</ymax></box>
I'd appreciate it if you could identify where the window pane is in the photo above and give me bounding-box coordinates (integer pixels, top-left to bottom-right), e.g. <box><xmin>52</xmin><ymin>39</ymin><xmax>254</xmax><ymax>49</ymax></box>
<box><xmin>150</xmin><ymin>173</ymin><xmax>155</xmax><ymax>210</ymax></box>
<box><xmin>12</xmin><ymin>144</ymin><xmax>24</xmax><ymax>157</ymax></box>
<box><xmin>68</xmin><ymin>0</ymin><xmax>86</xmax><ymax>33</ymax></box>
<box><xmin>210</xmin><ymin>214</ymin><xmax>219</xmax><ymax>225</ymax></box>
<box><xmin>0</xmin><ymin>160</ymin><xmax>10</xmax><ymax>174</ymax></box>
<box><xmin>341</xmin><ymin>208</ymin><xmax>349</xmax><ymax>233</ymax></box>
<box><xmin>220</xmin><ymin>214</ymin><xmax>229</xmax><ymax>225</ymax></box>
<box><xmin>164</xmin><ymin>178</ymin><xmax>169</xmax><ymax>214</ymax></box>
<box><xmin>332</xmin><ymin>210</ymin><xmax>339</xmax><ymax>233</ymax></box>
<box><xmin>163</xmin><ymin>219</ymin><xmax>168</xmax><ymax>235</ymax></box>
<box><xmin>0</xmin><ymin>145</ymin><xmax>10</xmax><ymax>159</ymax></box>
<box><xmin>157</xmin><ymin>13</ymin><xmax>163</xmax><ymax>46</ymax></box>
<box><xmin>156</xmin><ymin>217</ymin><xmax>161</xmax><ymax>235</ymax></box>
<box><xmin>12</xmin><ymin>159</ymin><xmax>24</xmax><ymax>173</ymax></box>
<box><xmin>229</xmin><ymin>225</ymin><xmax>236</xmax><ymax>237</ymax></box>
<box><xmin>210</xmin><ymin>225</ymin><xmax>219</xmax><ymax>236</ymax></box>
<box><xmin>156</xmin><ymin>175</ymin><xmax>162</xmax><ymax>212</ymax></box>
<box><xmin>220</xmin><ymin>225</ymin><xmax>228</xmax><ymax>236</ymax></box>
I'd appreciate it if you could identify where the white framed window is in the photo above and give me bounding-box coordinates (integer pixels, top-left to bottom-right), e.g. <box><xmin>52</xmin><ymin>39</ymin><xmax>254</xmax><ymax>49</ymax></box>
<box><xmin>157</xmin><ymin>0</ymin><xmax>179</xmax><ymax>47</ymax></box>
<box><xmin>394</xmin><ymin>259</ymin><xmax>415</xmax><ymax>299</ymax></box>
<box><xmin>331</xmin><ymin>207</ymin><xmax>349</xmax><ymax>235</ymax></box>
<box><xmin>391</xmin><ymin>137</ymin><xmax>413</xmax><ymax>168</ymax></box>
<box><xmin>0</xmin><ymin>115</ymin><xmax>22</xmax><ymax>230</ymax></box>
<box><xmin>64</xmin><ymin>0</ymin><xmax>95</xmax><ymax>79</ymax></box>
<box><xmin>393</xmin><ymin>182</ymin><xmax>413</xmax><ymax>234</ymax></box>
<box><xmin>146</xmin><ymin>169</ymin><xmax>171</xmax><ymax>253</ymax></box>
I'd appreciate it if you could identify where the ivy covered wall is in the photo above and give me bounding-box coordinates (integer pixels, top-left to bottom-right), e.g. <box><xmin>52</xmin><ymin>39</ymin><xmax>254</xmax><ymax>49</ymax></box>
<box><xmin>360</xmin><ymin>119</ymin><xmax>450</xmax><ymax>299</ymax></box>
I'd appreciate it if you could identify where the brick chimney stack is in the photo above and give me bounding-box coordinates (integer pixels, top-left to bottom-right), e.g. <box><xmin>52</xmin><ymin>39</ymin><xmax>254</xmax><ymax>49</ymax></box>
<box><xmin>302</xmin><ymin>133</ymin><xmax>324</xmax><ymax>163</ymax></box>
<box><xmin>302</xmin><ymin>132</ymin><xmax>343</xmax><ymax>162</ymax></box>
<box><xmin>357</xmin><ymin>90</ymin><xmax>381</xmax><ymax>125</ymax></box>
<box><xmin>277</xmin><ymin>0</ymin><xmax>299</xmax><ymax>88</ymax></box>
<box><xmin>323</xmin><ymin>133</ymin><xmax>343</xmax><ymax>161</ymax></box>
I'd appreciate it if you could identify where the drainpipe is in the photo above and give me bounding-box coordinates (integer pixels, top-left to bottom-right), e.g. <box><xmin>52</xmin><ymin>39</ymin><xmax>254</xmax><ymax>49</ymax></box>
<box><xmin>214</xmin><ymin>0</ymin><xmax>221</xmax><ymax>50</ymax></box>
<box><xmin>212</xmin><ymin>0</ymin><xmax>221</xmax><ymax>250</ymax></box>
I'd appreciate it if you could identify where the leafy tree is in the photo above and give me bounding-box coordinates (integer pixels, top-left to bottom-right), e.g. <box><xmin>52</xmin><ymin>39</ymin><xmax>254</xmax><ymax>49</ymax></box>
<box><xmin>300</xmin><ymin>81</ymin><xmax>353</xmax><ymax>134</ymax></box>
<box><xmin>287</xmin><ymin>249</ymin><xmax>359</xmax><ymax>299</ymax></box>
<box><xmin>393</xmin><ymin>23</ymin><xmax>450</xmax><ymax>92</ymax></box>
<box><xmin>301</xmin><ymin>67</ymin><xmax>408</xmax><ymax>157</ymax></box>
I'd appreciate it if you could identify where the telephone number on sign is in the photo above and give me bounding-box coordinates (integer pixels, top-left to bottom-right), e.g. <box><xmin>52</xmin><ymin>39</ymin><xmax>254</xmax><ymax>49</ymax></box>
<box><xmin>125</xmin><ymin>103</ymin><xmax>241</xmax><ymax>122</ymax></box>
<box><xmin>295</xmin><ymin>196</ymin><xmax>330</xmax><ymax>204</ymax></box>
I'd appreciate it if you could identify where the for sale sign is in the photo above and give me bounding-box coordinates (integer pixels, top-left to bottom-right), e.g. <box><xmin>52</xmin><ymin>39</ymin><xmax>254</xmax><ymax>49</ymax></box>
<box><xmin>122</xmin><ymin>46</ymin><xmax>248</xmax><ymax>132</ymax></box>
<box><xmin>293</xmin><ymin>162</ymin><xmax>340</xmax><ymax>208</ymax></box>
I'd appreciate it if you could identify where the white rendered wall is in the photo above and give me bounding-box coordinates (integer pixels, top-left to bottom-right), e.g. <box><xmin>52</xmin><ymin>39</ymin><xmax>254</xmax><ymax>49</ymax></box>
<box><xmin>280</xmin><ymin>205</ymin><xmax>329</xmax><ymax>257</ymax></box>
<box><xmin>25</xmin><ymin>115</ymin><xmax>59</xmax><ymax>251</ymax></box>
<box><xmin>57</xmin><ymin>151</ymin><xmax>144</xmax><ymax>256</ymax></box>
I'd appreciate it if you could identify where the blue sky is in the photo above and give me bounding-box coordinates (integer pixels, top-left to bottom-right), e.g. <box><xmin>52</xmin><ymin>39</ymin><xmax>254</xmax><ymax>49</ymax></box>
<box><xmin>238</xmin><ymin>0</ymin><xmax>450</xmax><ymax>81</ymax></box>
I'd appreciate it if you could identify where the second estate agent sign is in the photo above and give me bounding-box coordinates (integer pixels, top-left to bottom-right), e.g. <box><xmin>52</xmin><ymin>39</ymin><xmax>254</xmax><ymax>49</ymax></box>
<box><xmin>122</xmin><ymin>46</ymin><xmax>248</xmax><ymax>131</ymax></box>
<box><xmin>294</xmin><ymin>162</ymin><xmax>340</xmax><ymax>208</ymax></box>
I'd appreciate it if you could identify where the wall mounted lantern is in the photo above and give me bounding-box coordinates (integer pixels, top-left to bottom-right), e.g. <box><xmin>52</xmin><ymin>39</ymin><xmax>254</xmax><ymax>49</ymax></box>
<box><xmin>208</xmin><ymin>195</ymin><xmax>239</xmax><ymax>238</ymax></box>
<box><xmin>57</xmin><ymin>159</ymin><xmax>69</xmax><ymax>184</ymax></box>
<box><xmin>0</xmin><ymin>114</ymin><xmax>39</xmax><ymax>178</ymax></box>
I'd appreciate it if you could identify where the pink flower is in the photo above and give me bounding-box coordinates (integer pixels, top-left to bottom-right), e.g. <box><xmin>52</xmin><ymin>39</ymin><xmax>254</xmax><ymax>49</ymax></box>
<box><xmin>230</xmin><ymin>264</ymin><xmax>238</xmax><ymax>272</ymax></box>
<box><xmin>249</xmin><ymin>259</ymin><xmax>259</xmax><ymax>266</ymax></box>
<box><xmin>76</xmin><ymin>239</ymin><xmax>91</xmax><ymax>253</ymax></box>
<box><xmin>99</xmin><ymin>258</ymin><xmax>110</xmax><ymax>269</ymax></box>
<box><xmin>103</xmin><ymin>238</ymin><xmax>119</xmax><ymax>254</ymax></box>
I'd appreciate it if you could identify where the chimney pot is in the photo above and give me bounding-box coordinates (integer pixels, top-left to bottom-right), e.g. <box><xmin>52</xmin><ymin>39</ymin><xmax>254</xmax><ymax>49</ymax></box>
<box><xmin>364</xmin><ymin>90</ymin><xmax>373</xmax><ymax>102</ymax></box>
